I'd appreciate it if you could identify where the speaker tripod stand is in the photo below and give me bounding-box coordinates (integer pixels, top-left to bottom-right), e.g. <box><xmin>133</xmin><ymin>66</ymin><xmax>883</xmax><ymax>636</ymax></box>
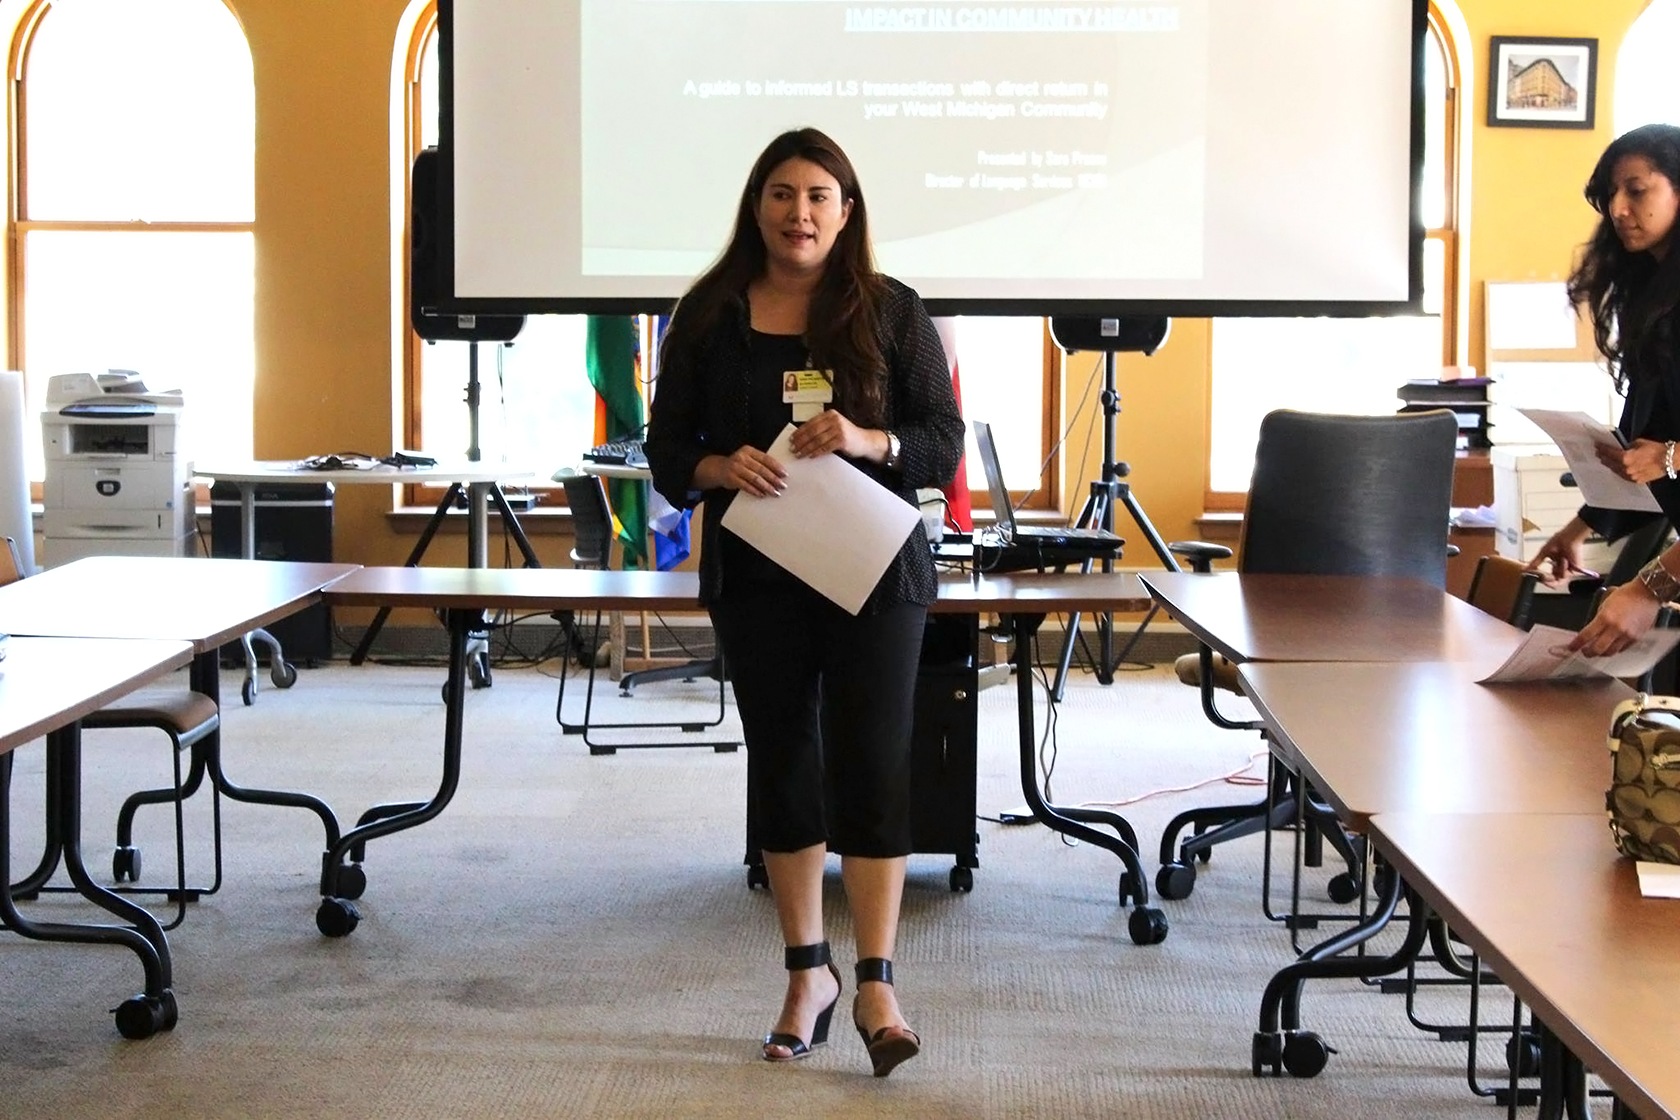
<box><xmin>348</xmin><ymin>339</ymin><xmax>541</xmax><ymax>685</ymax></box>
<box><xmin>1047</xmin><ymin>319</ymin><xmax>1180</xmax><ymax>701</ymax></box>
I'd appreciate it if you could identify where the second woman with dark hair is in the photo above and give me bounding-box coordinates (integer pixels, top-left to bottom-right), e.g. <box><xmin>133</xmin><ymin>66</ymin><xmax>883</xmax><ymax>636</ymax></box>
<box><xmin>1529</xmin><ymin>122</ymin><xmax>1680</xmax><ymax>655</ymax></box>
<box><xmin>644</xmin><ymin>127</ymin><xmax>964</xmax><ymax>1076</ymax></box>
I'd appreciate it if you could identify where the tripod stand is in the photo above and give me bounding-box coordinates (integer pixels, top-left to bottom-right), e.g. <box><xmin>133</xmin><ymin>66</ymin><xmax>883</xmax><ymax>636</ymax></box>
<box><xmin>1048</xmin><ymin>320</ymin><xmax>1180</xmax><ymax>700</ymax></box>
<box><xmin>348</xmin><ymin>340</ymin><xmax>541</xmax><ymax>681</ymax></box>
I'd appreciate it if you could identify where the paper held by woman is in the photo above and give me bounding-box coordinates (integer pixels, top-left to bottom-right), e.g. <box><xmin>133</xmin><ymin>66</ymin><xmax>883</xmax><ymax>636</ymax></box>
<box><xmin>719</xmin><ymin>423</ymin><xmax>921</xmax><ymax>615</ymax></box>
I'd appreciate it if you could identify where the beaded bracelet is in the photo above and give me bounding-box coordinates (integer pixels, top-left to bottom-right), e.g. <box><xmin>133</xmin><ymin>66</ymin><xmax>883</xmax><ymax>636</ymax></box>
<box><xmin>1667</xmin><ymin>440</ymin><xmax>1677</xmax><ymax>481</ymax></box>
<box><xmin>1638</xmin><ymin>556</ymin><xmax>1680</xmax><ymax>603</ymax></box>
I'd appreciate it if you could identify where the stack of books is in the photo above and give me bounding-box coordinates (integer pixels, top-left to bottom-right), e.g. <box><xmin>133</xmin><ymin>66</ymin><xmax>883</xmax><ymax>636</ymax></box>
<box><xmin>1397</xmin><ymin>377</ymin><xmax>1492</xmax><ymax>449</ymax></box>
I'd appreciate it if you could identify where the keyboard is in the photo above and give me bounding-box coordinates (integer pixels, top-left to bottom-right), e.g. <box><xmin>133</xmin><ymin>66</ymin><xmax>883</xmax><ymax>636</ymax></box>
<box><xmin>583</xmin><ymin>439</ymin><xmax>647</xmax><ymax>469</ymax></box>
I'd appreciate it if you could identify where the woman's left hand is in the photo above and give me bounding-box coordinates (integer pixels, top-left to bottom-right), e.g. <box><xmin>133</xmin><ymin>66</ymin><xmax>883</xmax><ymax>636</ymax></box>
<box><xmin>1568</xmin><ymin>578</ymin><xmax>1662</xmax><ymax>657</ymax></box>
<box><xmin>1595</xmin><ymin>437</ymin><xmax>1669</xmax><ymax>483</ymax></box>
<box><xmin>789</xmin><ymin>409</ymin><xmax>876</xmax><ymax>460</ymax></box>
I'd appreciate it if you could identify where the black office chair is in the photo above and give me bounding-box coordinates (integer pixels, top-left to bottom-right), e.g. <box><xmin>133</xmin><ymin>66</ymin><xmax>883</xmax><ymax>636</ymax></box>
<box><xmin>1154</xmin><ymin>409</ymin><xmax>1460</xmax><ymax>908</ymax></box>
<box><xmin>1464</xmin><ymin>554</ymin><xmax>1540</xmax><ymax>630</ymax></box>
<box><xmin>0</xmin><ymin>536</ymin><xmax>221</xmax><ymax>929</ymax></box>
<box><xmin>550</xmin><ymin>470</ymin><xmax>734</xmax><ymax>754</ymax></box>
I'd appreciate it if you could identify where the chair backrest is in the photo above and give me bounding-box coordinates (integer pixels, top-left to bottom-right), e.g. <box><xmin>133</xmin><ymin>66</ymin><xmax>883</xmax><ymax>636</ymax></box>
<box><xmin>1465</xmin><ymin>553</ymin><xmax>1539</xmax><ymax>628</ymax></box>
<box><xmin>0</xmin><ymin>535</ymin><xmax>23</xmax><ymax>587</ymax></box>
<box><xmin>1237</xmin><ymin>409</ymin><xmax>1459</xmax><ymax>588</ymax></box>
<box><xmin>555</xmin><ymin>472</ymin><xmax>615</xmax><ymax>569</ymax></box>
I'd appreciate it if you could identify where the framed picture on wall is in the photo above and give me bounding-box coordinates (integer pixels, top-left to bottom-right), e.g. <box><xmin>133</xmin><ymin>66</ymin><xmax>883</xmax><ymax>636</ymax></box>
<box><xmin>1487</xmin><ymin>36</ymin><xmax>1597</xmax><ymax>129</ymax></box>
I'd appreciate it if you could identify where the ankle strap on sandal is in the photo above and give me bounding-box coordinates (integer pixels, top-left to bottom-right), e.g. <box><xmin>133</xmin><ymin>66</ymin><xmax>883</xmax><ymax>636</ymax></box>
<box><xmin>783</xmin><ymin>941</ymin><xmax>832</xmax><ymax>972</ymax></box>
<box><xmin>855</xmin><ymin>957</ymin><xmax>893</xmax><ymax>985</ymax></box>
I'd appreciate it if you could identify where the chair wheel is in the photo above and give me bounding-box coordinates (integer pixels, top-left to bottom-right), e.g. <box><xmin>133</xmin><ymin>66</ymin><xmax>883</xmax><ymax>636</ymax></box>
<box><xmin>113</xmin><ymin>991</ymin><xmax>175</xmax><ymax>1040</ymax></box>
<box><xmin>469</xmin><ymin>653</ymin><xmax>492</xmax><ymax>689</ymax></box>
<box><xmin>746</xmin><ymin>863</ymin><xmax>769</xmax><ymax>890</ymax></box>
<box><xmin>1281</xmin><ymin>1031</ymin><xmax>1335</xmax><ymax>1078</ymax></box>
<box><xmin>1252</xmin><ymin>1031</ymin><xmax>1284</xmax><ymax>1077</ymax></box>
<box><xmin>948</xmin><ymin>865</ymin><xmax>974</xmax><ymax>893</ymax></box>
<box><xmin>1326</xmin><ymin>871</ymin><xmax>1361</xmax><ymax>904</ymax></box>
<box><xmin>1507</xmin><ymin>1030</ymin><xmax>1542</xmax><ymax>1078</ymax></box>
<box><xmin>113</xmin><ymin>846</ymin><xmax>141</xmax><ymax>883</ymax></box>
<box><xmin>1156</xmin><ymin>862</ymin><xmax>1196</xmax><ymax>901</ymax></box>
<box><xmin>271</xmin><ymin>660</ymin><xmax>298</xmax><ymax>689</ymax></box>
<box><xmin>241</xmin><ymin>677</ymin><xmax>256</xmax><ymax>706</ymax></box>
<box><xmin>1127</xmin><ymin>906</ymin><xmax>1169</xmax><ymax>945</ymax></box>
<box><xmin>316</xmin><ymin>897</ymin><xmax>361</xmax><ymax>937</ymax></box>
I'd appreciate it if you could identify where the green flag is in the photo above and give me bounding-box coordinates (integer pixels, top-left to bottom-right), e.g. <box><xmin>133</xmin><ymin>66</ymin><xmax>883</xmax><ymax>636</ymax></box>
<box><xmin>586</xmin><ymin>315</ymin><xmax>647</xmax><ymax>569</ymax></box>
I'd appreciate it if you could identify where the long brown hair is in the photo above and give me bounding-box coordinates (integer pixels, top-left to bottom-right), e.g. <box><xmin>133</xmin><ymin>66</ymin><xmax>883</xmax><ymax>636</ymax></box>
<box><xmin>1567</xmin><ymin>123</ymin><xmax>1680</xmax><ymax>392</ymax></box>
<box><xmin>659</xmin><ymin>128</ymin><xmax>889</xmax><ymax>425</ymax></box>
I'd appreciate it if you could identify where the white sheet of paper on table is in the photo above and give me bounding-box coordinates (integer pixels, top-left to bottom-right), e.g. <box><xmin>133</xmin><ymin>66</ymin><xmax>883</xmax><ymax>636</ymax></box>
<box><xmin>1479</xmin><ymin>624</ymin><xmax>1680</xmax><ymax>684</ymax></box>
<box><xmin>719</xmin><ymin>424</ymin><xmax>921</xmax><ymax>615</ymax></box>
<box><xmin>1516</xmin><ymin>408</ymin><xmax>1661</xmax><ymax>512</ymax></box>
<box><xmin>1635</xmin><ymin>861</ymin><xmax>1680</xmax><ymax>899</ymax></box>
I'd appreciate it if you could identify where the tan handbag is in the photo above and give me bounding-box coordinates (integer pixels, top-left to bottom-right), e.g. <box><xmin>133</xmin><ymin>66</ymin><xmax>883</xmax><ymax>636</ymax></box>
<box><xmin>1607</xmin><ymin>694</ymin><xmax>1680</xmax><ymax>863</ymax></box>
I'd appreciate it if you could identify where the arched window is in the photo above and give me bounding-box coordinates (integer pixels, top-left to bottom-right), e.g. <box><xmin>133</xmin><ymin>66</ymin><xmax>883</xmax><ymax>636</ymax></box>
<box><xmin>1615</xmin><ymin>0</ymin><xmax>1680</xmax><ymax>132</ymax></box>
<box><xmin>1205</xmin><ymin>6</ymin><xmax>1462</xmax><ymax>503</ymax></box>
<box><xmin>13</xmin><ymin>0</ymin><xmax>254</xmax><ymax>479</ymax></box>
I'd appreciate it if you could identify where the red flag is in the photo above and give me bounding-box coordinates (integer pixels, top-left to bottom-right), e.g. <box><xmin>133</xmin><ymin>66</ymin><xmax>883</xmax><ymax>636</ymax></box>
<box><xmin>932</xmin><ymin>319</ymin><xmax>973</xmax><ymax>531</ymax></box>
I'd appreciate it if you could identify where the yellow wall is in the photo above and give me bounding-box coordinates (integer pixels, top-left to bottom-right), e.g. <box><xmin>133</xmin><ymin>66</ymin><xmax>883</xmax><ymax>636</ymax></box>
<box><xmin>206</xmin><ymin>0</ymin><xmax>1656</xmax><ymax>602</ymax></box>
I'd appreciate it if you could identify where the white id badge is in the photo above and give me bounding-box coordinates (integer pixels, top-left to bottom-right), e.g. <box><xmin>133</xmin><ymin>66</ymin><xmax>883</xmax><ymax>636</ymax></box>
<box><xmin>783</xmin><ymin>369</ymin><xmax>833</xmax><ymax>422</ymax></box>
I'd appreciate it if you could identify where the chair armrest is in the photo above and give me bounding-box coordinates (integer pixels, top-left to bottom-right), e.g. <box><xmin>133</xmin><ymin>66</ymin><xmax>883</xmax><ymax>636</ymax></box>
<box><xmin>1166</xmin><ymin>540</ymin><xmax>1234</xmax><ymax>573</ymax></box>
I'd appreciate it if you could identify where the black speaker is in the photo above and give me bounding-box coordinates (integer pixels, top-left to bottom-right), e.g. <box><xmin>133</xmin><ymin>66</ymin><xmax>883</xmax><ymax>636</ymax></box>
<box><xmin>1048</xmin><ymin>316</ymin><xmax>1171</xmax><ymax>355</ymax></box>
<box><xmin>410</xmin><ymin>147</ymin><xmax>525</xmax><ymax>343</ymax></box>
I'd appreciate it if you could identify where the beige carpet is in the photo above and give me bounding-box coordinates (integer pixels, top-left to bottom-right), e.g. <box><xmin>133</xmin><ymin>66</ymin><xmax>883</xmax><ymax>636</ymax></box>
<box><xmin>0</xmin><ymin>649</ymin><xmax>1537</xmax><ymax>1118</ymax></box>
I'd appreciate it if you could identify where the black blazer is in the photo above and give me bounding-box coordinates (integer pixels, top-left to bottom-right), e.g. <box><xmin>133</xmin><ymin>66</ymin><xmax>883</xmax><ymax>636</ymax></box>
<box><xmin>1579</xmin><ymin>350</ymin><xmax>1680</xmax><ymax>542</ymax></box>
<box><xmin>646</xmin><ymin>276</ymin><xmax>965</xmax><ymax>611</ymax></box>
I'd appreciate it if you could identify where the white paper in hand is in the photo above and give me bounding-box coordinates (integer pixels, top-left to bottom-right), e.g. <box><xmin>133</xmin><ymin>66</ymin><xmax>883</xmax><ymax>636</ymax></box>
<box><xmin>1516</xmin><ymin>408</ymin><xmax>1661</xmax><ymax>512</ymax></box>
<box><xmin>719</xmin><ymin>424</ymin><xmax>921</xmax><ymax>615</ymax></box>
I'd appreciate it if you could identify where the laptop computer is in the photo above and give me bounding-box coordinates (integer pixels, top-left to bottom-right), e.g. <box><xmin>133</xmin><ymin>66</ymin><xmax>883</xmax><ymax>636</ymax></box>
<box><xmin>972</xmin><ymin>421</ymin><xmax>1123</xmax><ymax>555</ymax></box>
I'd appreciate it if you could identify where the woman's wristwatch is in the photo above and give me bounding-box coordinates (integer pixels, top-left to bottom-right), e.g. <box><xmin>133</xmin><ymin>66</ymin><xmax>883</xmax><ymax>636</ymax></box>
<box><xmin>1638</xmin><ymin>556</ymin><xmax>1680</xmax><ymax>603</ymax></box>
<box><xmin>883</xmin><ymin>430</ymin><xmax>903</xmax><ymax>470</ymax></box>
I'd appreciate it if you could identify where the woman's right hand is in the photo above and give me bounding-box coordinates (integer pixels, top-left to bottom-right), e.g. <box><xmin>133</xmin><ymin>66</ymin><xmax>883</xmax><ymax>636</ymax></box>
<box><xmin>1525</xmin><ymin>516</ymin><xmax>1595</xmax><ymax>587</ymax></box>
<box><xmin>699</xmin><ymin>447</ymin><xmax>786</xmax><ymax>498</ymax></box>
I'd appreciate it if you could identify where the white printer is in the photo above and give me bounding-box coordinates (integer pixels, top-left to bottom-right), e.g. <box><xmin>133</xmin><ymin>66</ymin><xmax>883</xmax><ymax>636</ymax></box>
<box><xmin>41</xmin><ymin>370</ymin><xmax>194</xmax><ymax>566</ymax></box>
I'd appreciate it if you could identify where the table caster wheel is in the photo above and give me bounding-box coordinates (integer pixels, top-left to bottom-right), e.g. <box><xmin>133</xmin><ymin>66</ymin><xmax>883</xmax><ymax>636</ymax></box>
<box><xmin>113</xmin><ymin>991</ymin><xmax>175</xmax><ymax>1039</ymax></box>
<box><xmin>1281</xmin><ymin>1031</ymin><xmax>1335</xmax><ymax>1078</ymax></box>
<box><xmin>1326</xmin><ymin>871</ymin><xmax>1361</xmax><ymax>904</ymax></box>
<box><xmin>241</xmin><ymin>677</ymin><xmax>256</xmax><ymax>706</ymax></box>
<box><xmin>1156</xmin><ymin>861</ymin><xmax>1196</xmax><ymax>901</ymax></box>
<box><xmin>948</xmin><ymin>865</ymin><xmax>973</xmax><ymax>893</ymax></box>
<box><xmin>113</xmin><ymin>846</ymin><xmax>141</xmax><ymax>883</ymax></box>
<box><xmin>316</xmin><ymin>897</ymin><xmax>361</xmax><ymax>937</ymax></box>
<box><xmin>335</xmin><ymin>863</ymin><xmax>367</xmax><ymax>901</ymax></box>
<box><xmin>271</xmin><ymin>659</ymin><xmax>298</xmax><ymax>689</ymax></box>
<box><xmin>746</xmin><ymin>863</ymin><xmax>769</xmax><ymax>890</ymax></box>
<box><xmin>1252</xmin><ymin>1031</ymin><xmax>1284</xmax><ymax>1077</ymax></box>
<box><xmin>1127</xmin><ymin>906</ymin><xmax>1169</xmax><ymax>945</ymax></box>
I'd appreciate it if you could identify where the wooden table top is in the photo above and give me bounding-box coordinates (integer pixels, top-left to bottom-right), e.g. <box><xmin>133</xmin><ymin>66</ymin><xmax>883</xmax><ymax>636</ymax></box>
<box><xmin>1141</xmin><ymin>572</ymin><xmax>1522</xmax><ymax>663</ymax></box>
<box><xmin>0</xmin><ymin>557</ymin><xmax>361</xmax><ymax>650</ymax></box>
<box><xmin>195</xmin><ymin>460</ymin><xmax>536</xmax><ymax>485</ymax></box>
<box><xmin>1239</xmin><ymin>660</ymin><xmax>1630</xmax><ymax>829</ymax></box>
<box><xmin>0</xmin><ymin>636</ymin><xmax>193</xmax><ymax>754</ymax></box>
<box><xmin>321</xmin><ymin>565</ymin><xmax>1151</xmax><ymax>615</ymax></box>
<box><xmin>1371</xmin><ymin>812</ymin><xmax>1680</xmax><ymax>1120</ymax></box>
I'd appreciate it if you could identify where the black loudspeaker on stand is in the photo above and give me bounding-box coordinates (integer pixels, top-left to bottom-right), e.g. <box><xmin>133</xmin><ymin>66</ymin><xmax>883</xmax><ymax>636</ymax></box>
<box><xmin>410</xmin><ymin>146</ymin><xmax>525</xmax><ymax>344</ymax></box>
<box><xmin>1046</xmin><ymin>316</ymin><xmax>1180</xmax><ymax>699</ymax></box>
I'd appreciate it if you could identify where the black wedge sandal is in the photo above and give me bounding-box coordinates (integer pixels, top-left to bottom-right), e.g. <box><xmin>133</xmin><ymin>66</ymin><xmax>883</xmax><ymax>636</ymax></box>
<box><xmin>853</xmin><ymin>958</ymin><xmax>921</xmax><ymax>1077</ymax></box>
<box><xmin>762</xmin><ymin>941</ymin><xmax>842</xmax><ymax>1062</ymax></box>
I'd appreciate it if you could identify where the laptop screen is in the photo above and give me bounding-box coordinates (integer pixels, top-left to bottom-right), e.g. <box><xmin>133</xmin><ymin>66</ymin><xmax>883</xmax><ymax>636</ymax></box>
<box><xmin>971</xmin><ymin>421</ymin><xmax>1018</xmax><ymax>536</ymax></box>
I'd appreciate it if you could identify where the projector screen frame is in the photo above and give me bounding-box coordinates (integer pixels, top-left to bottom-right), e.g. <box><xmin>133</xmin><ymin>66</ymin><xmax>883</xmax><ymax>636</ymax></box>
<box><xmin>431</xmin><ymin>0</ymin><xmax>1429</xmax><ymax>320</ymax></box>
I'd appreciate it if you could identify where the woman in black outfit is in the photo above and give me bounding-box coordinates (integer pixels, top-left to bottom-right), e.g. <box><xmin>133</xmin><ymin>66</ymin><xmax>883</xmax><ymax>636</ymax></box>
<box><xmin>1530</xmin><ymin>123</ymin><xmax>1680</xmax><ymax>655</ymax></box>
<box><xmin>644</xmin><ymin>128</ymin><xmax>964</xmax><ymax>1076</ymax></box>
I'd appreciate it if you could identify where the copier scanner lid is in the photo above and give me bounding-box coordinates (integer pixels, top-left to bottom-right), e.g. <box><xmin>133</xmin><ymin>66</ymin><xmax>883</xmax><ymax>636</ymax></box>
<box><xmin>46</xmin><ymin>371</ymin><xmax>184</xmax><ymax>417</ymax></box>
